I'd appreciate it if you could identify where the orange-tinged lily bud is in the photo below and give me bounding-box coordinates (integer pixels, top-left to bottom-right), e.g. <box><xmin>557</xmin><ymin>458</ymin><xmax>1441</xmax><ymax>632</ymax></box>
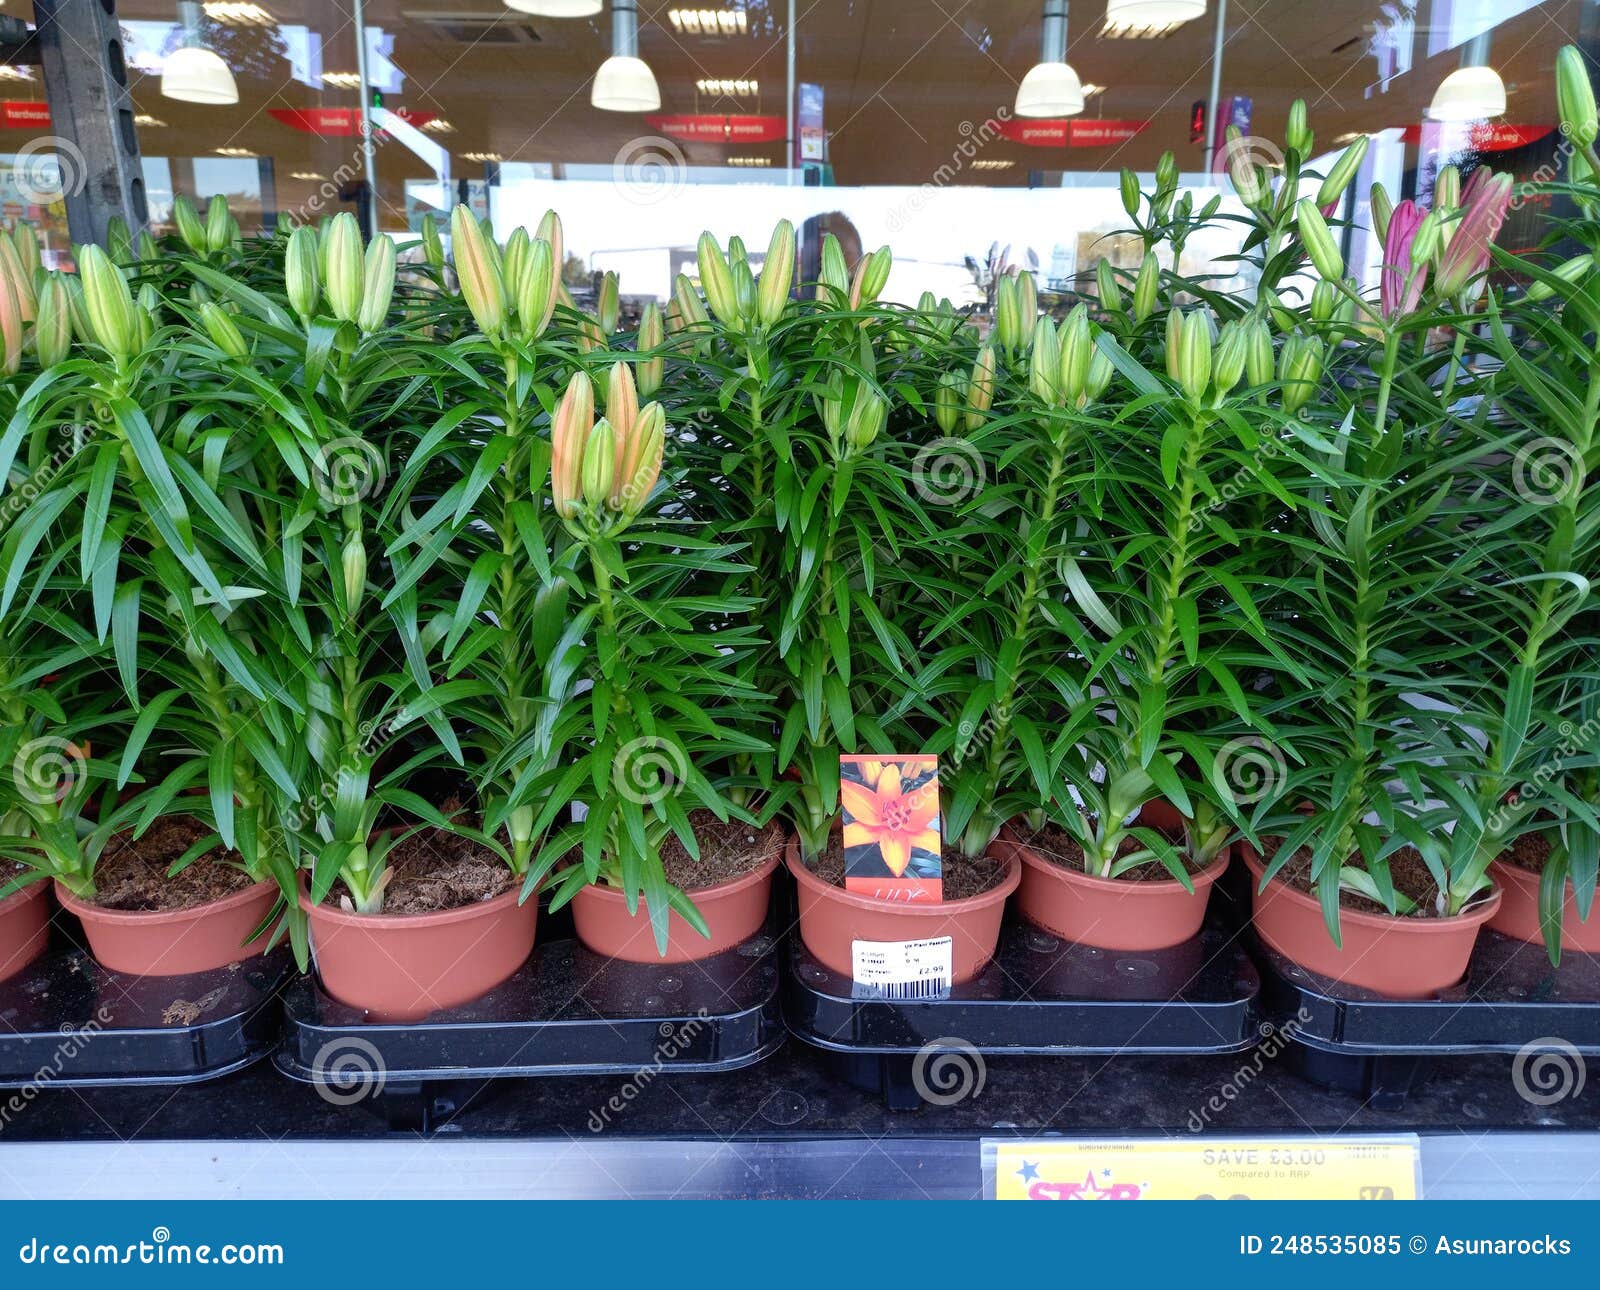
<box><xmin>450</xmin><ymin>203</ymin><xmax>506</xmax><ymax>337</ymax></box>
<box><xmin>0</xmin><ymin>235</ymin><xmax>33</xmax><ymax>323</ymax></box>
<box><xmin>616</xmin><ymin>400</ymin><xmax>666</xmax><ymax>515</ymax></box>
<box><xmin>964</xmin><ymin>344</ymin><xmax>996</xmax><ymax>431</ymax></box>
<box><xmin>536</xmin><ymin>210</ymin><xmax>564</xmax><ymax>283</ymax></box>
<box><xmin>551</xmin><ymin>370</ymin><xmax>594</xmax><ymax>520</ymax></box>
<box><xmin>12</xmin><ymin>222</ymin><xmax>39</xmax><ymax>282</ymax></box>
<box><xmin>605</xmin><ymin>361</ymin><xmax>639</xmax><ymax>445</ymax></box>
<box><xmin>0</xmin><ymin>266</ymin><xmax>22</xmax><ymax>375</ymax></box>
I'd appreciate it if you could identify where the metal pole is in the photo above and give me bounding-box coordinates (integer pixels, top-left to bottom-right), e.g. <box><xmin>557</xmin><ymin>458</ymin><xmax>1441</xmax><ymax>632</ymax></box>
<box><xmin>786</xmin><ymin>0</ymin><xmax>796</xmax><ymax>185</ymax></box>
<box><xmin>353</xmin><ymin>0</ymin><xmax>378</xmax><ymax>238</ymax></box>
<box><xmin>32</xmin><ymin>0</ymin><xmax>147</xmax><ymax>246</ymax></box>
<box><xmin>1202</xmin><ymin>0</ymin><xmax>1227</xmax><ymax>175</ymax></box>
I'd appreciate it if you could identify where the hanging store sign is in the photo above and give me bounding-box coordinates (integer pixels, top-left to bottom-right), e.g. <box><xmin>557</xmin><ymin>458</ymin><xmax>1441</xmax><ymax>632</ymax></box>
<box><xmin>1401</xmin><ymin>122</ymin><xmax>1553</xmax><ymax>152</ymax></box>
<box><xmin>645</xmin><ymin>114</ymin><xmax>787</xmax><ymax>144</ymax></box>
<box><xmin>0</xmin><ymin>101</ymin><xmax>53</xmax><ymax>129</ymax></box>
<box><xmin>267</xmin><ymin>107</ymin><xmax>438</xmax><ymax>137</ymax></box>
<box><xmin>991</xmin><ymin>118</ymin><xmax>1148</xmax><ymax>148</ymax></box>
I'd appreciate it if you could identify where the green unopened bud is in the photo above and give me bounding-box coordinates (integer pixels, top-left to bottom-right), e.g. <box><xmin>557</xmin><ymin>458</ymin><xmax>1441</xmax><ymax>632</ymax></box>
<box><xmin>321</xmin><ymin>212</ymin><xmax>365</xmax><ymax>323</ymax></box>
<box><xmin>1120</xmin><ymin>168</ymin><xmax>1141</xmax><ymax>219</ymax></box>
<box><xmin>1412</xmin><ymin>210</ymin><xmax>1442</xmax><ymax>266</ymax></box>
<box><xmin>514</xmin><ymin>239</ymin><xmax>555</xmax><ymax>339</ymax></box>
<box><xmin>1369</xmin><ymin>182</ymin><xmax>1394</xmax><ymax>243</ymax></box>
<box><xmin>172</xmin><ymin>196</ymin><xmax>207</xmax><ymax>254</ymax></box>
<box><xmin>597</xmin><ymin>270</ymin><xmax>620</xmax><ymax>334</ymax></box>
<box><xmin>11</xmin><ymin>223</ymin><xmax>39</xmax><ymax>281</ymax></box>
<box><xmin>1316</xmin><ymin>136</ymin><xmax>1369</xmax><ymax>211</ymax></box>
<box><xmin>1225</xmin><ymin>126</ymin><xmax>1268</xmax><ymax>207</ymax></box>
<box><xmin>1082</xmin><ymin>349</ymin><xmax>1114</xmax><ymax>404</ymax></box>
<box><xmin>1164</xmin><ymin>307</ymin><xmax>1185</xmax><ymax>385</ymax></box>
<box><xmin>845</xmin><ymin>385</ymin><xmax>887</xmax><ymax>452</ymax></box>
<box><xmin>1525</xmin><ymin>253</ymin><xmax>1594</xmax><ymax>303</ymax></box>
<box><xmin>1133</xmin><ymin>253</ymin><xmax>1159</xmax><ymax>322</ymax></box>
<box><xmin>757</xmin><ymin>218</ymin><xmax>796</xmax><ymax>326</ymax></box>
<box><xmin>137</xmin><ymin>230</ymin><xmax>159</xmax><ymax>263</ymax></box>
<box><xmin>285</xmin><ymin>226</ymin><xmax>320</xmax><ymax>321</ymax></box>
<box><xmin>1096</xmin><ymin>258</ymin><xmax>1123</xmax><ymax>313</ymax></box>
<box><xmin>1029</xmin><ymin>317</ymin><xmax>1060</xmax><ymax>403</ymax></box>
<box><xmin>636</xmin><ymin>300</ymin><xmax>664</xmax><ymax>397</ymax></box>
<box><xmin>582</xmin><ymin>419</ymin><xmax>616</xmax><ymax>511</ymax></box>
<box><xmin>1286</xmin><ymin>99</ymin><xmax>1312</xmax><ymax>155</ymax></box>
<box><xmin>994</xmin><ymin>273</ymin><xmax>1020</xmax><ymax>350</ymax></box>
<box><xmin>198</xmin><ymin>300</ymin><xmax>248</xmax><ymax>359</ymax></box>
<box><xmin>964</xmin><ymin>344</ymin><xmax>996</xmax><ymax>431</ymax></box>
<box><xmin>61</xmin><ymin>273</ymin><xmax>90</xmax><ymax>346</ymax></box>
<box><xmin>1244</xmin><ymin>316</ymin><xmax>1274</xmax><ymax>388</ymax></box>
<box><xmin>697</xmin><ymin>231</ymin><xmax>740</xmax><ymax>327</ymax></box>
<box><xmin>501</xmin><ymin>228</ymin><xmax>530</xmax><ymax>308</ymax></box>
<box><xmin>450</xmin><ymin>204</ymin><xmax>507</xmax><ymax>337</ymax></box>
<box><xmin>934</xmin><ymin>371</ymin><xmax>963</xmax><ymax>434</ymax></box>
<box><xmin>1212</xmin><ymin>319</ymin><xmax>1248</xmax><ymax>397</ymax></box>
<box><xmin>1179</xmin><ymin>309</ymin><xmax>1213</xmax><ymax>402</ymax></box>
<box><xmin>357</xmin><ymin>235</ymin><xmax>396</xmax><ymax>332</ymax></box>
<box><xmin>341</xmin><ymin>531</ymin><xmax>367</xmax><ymax>616</ymax></box>
<box><xmin>1015</xmin><ymin>270</ymin><xmax>1037</xmax><ymax>335</ymax></box>
<box><xmin>1260</xmin><ymin>286</ymin><xmax>1297</xmax><ymax>333</ymax></box>
<box><xmin>205</xmin><ymin>195</ymin><xmax>231</xmax><ymax>252</ymax></box>
<box><xmin>79</xmin><ymin>244</ymin><xmax>136</xmax><ymax>359</ymax></box>
<box><xmin>1296</xmin><ymin>198</ymin><xmax>1344</xmax><ymax>281</ymax></box>
<box><xmin>32</xmin><ymin>275</ymin><xmax>70</xmax><ymax>368</ymax></box>
<box><xmin>131</xmin><ymin>303</ymin><xmax>154</xmax><ymax>351</ymax></box>
<box><xmin>861</xmin><ymin>246</ymin><xmax>892</xmax><ymax>303</ymax></box>
<box><xmin>1434</xmin><ymin>164</ymin><xmax>1461</xmax><ymax>216</ymax></box>
<box><xmin>819</xmin><ymin>233</ymin><xmax>849</xmax><ymax>298</ymax></box>
<box><xmin>1558</xmin><ymin>44</ymin><xmax>1599</xmax><ymax>149</ymax></box>
<box><xmin>1310</xmin><ymin>278</ymin><xmax>1338</xmax><ymax>323</ymax></box>
<box><xmin>1156</xmin><ymin>151</ymin><xmax>1179</xmax><ymax>197</ymax></box>
<box><xmin>421</xmin><ymin>214</ymin><xmax>444</xmax><ymax>270</ymax></box>
<box><xmin>1279</xmin><ymin>333</ymin><xmax>1324</xmax><ymax>416</ymax></box>
<box><xmin>1058</xmin><ymin>305</ymin><xmax>1093</xmax><ymax>406</ymax></box>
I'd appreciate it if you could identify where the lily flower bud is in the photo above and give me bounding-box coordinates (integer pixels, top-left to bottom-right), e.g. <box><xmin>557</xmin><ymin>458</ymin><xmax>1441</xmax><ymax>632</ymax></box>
<box><xmin>619</xmin><ymin>402</ymin><xmax>666</xmax><ymax>519</ymax></box>
<box><xmin>420</xmin><ymin>214</ymin><xmax>444</xmax><ymax>270</ymax></box>
<box><xmin>605</xmin><ymin>361</ymin><xmax>639</xmax><ymax>447</ymax></box>
<box><xmin>0</xmin><ymin>236</ymin><xmax>33</xmax><ymax>322</ymax></box>
<box><xmin>1310</xmin><ymin>278</ymin><xmax>1338</xmax><ymax>323</ymax></box>
<box><xmin>1133</xmin><ymin>254</ymin><xmax>1160</xmax><ymax>323</ymax></box>
<box><xmin>79</xmin><ymin>244</ymin><xmax>137</xmax><ymax>360</ymax></box>
<box><xmin>1164</xmin><ymin>307</ymin><xmax>1185</xmax><ymax>385</ymax></box>
<box><xmin>636</xmin><ymin>301</ymin><xmax>664</xmax><ymax>397</ymax></box>
<box><xmin>1525</xmin><ymin>253</ymin><xmax>1593</xmax><ymax>303</ymax></box>
<box><xmin>199</xmin><ymin>300</ymin><xmax>248</xmax><ymax>360</ymax></box>
<box><xmin>1015</xmin><ymin>270</ymin><xmax>1037</xmax><ymax>334</ymax></box>
<box><xmin>731</xmin><ymin>257</ymin><xmax>757</xmax><ymax>325</ymax></box>
<box><xmin>1558</xmin><ymin>44</ymin><xmax>1599</xmax><ymax>148</ymax></box>
<box><xmin>450</xmin><ymin>204</ymin><xmax>507</xmax><ymax>337</ymax></box>
<box><xmin>964</xmin><ymin>344</ymin><xmax>996</xmax><ymax>432</ymax></box>
<box><xmin>697</xmin><ymin>232</ymin><xmax>740</xmax><ymax>327</ymax></box>
<box><xmin>205</xmin><ymin>194</ymin><xmax>232</xmax><ymax>252</ymax></box>
<box><xmin>1212</xmin><ymin>319</ymin><xmax>1248</xmax><ymax>397</ymax></box>
<box><xmin>1225</xmin><ymin>126</ymin><xmax>1267</xmax><ymax>207</ymax></box>
<box><xmin>11</xmin><ymin>223</ymin><xmax>39</xmax><ymax>281</ymax></box>
<box><xmin>845</xmin><ymin>384</ymin><xmax>887</xmax><ymax>452</ymax></box>
<box><xmin>1057</xmin><ymin>305</ymin><xmax>1093</xmax><ymax>406</ymax></box>
<box><xmin>357</xmin><ymin>234</ymin><xmax>396</xmax><ymax>333</ymax></box>
<box><xmin>1096</xmin><ymin>259</ymin><xmax>1123</xmax><ymax>313</ymax></box>
<box><xmin>1286</xmin><ymin>99</ymin><xmax>1312</xmax><ymax>155</ymax></box>
<box><xmin>535</xmin><ymin>210</ymin><xmax>565</xmax><ymax>285</ymax></box>
<box><xmin>1082</xmin><ymin>349</ymin><xmax>1114</xmax><ymax>404</ymax></box>
<box><xmin>321</xmin><ymin>212</ymin><xmax>365</xmax><ymax>324</ymax></box>
<box><xmin>341</xmin><ymin>531</ymin><xmax>367</xmax><ymax>617</ymax></box>
<box><xmin>173</xmin><ymin>195</ymin><xmax>207</xmax><ymax>254</ymax></box>
<box><xmin>934</xmin><ymin>371</ymin><xmax>963</xmax><ymax>434</ymax></box>
<box><xmin>502</xmin><ymin>228</ymin><xmax>530</xmax><ymax>310</ymax></box>
<box><xmin>757</xmin><ymin>218</ymin><xmax>795</xmax><ymax>326</ymax></box>
<box><xmin>1296</xmin><ymin>198</ymin><xmax>1344</xmax><ymax>281</ymax></box>
<box><xmin>32</xmin><ymin>275</ymin><xmax>70</xmax><ymax>368</ymax></box>
<box><xmin>819</xmin><ymin>233</ymin><xmax>849</xmax><ymax>299</ymax></box>
<box><xmin>0</xmin><ymin>268</ymin><xmax>21</xmax><ymax>375</ymax></box>
<box><xmin>994</xmin><ymin>273</ymin><xmax>1020</xmax><ymax>350</ymax></box>
<box><xmin>1369</xmin><ymin>182</ymin><xmax>1394</xmax><ymax>244</ymax></box>
<box><xmin>1244</xmin><ymin>316</ymin><xmax>1274</xmax><ymax>388</ymax></box>
<box><xmin>1434</xmin><ymin>164</ymin><xmax>1461</xmax><ymax>216</ymax></box>
<box><xmin>1120</xmin><ymin>168</ymin><xmax>1141</xmax><ymax>219</ymax></box>
<box><xmin>1316</xmin><ymin>135</ymin><xmax>1369</xmax><ymax>208</ymax></box>
<box><xmin>286</xmin><ymin>226</ymin><xmax>321</xmax><ymax>322</ymax></box>
<box><xmin>1029</xmin><ymin>316</ymin><xmax>1060</xmax><ymax>403</ymax></box>
<box><xmin>597</xmin><ymin>271</ymin><xmax>620</xmax><ymax>334</ymax></box>
<box><xmin>1279</xmin><ymin>334</ymin><xmax>1323</xmax><ymax>416</ymax></box>
<box><xmin>582</xmin><ymin>418</ymin><xmax>616</xmax><ymax>512</ymax></box>
<box><xmin>551</xmin><ymin>371</ymin><xmax>594</xmax><ymax>520</ymax></box>
<box><xmin>515</xmin><ymin>239</ymin><xmax>555</xmax><ymax>339</ymax></box>
<box><xmin>1179</xmin><ymin>309</ymin><xmax>1213</xmax><ymax>403</ymax></box>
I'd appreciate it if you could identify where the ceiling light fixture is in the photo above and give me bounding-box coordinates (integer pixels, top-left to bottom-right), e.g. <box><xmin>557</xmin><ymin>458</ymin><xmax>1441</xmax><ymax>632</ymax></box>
<box><xmin>162</xmin><ymin>0</ymin><xmax>240</xmax><ymax>105</ymax></box>
<box><xmin>1101</xmin><ymin>0</ymin><xmax>1204</xmax><ymax>37</ymax></box>
<box><xmin>203</xmin><ymin>2</ymin><xmax>277</xmax><ymax>25</ymax></box>
<box><xmin>669</xmin><ymin>7</ymin><xmax>748</xmax><ymax>36</ymax></box>
<box><xmin>0</xmin><ymin>67</ymin><xmax>36</xmax><ymax>81</ymax></box>
<box><xmin>1016</xmin><ymin>0</ymin><xmax>1085</xmax><ymax>119</ymax></box>
<box><xmin>420</xmin><ymin>117</ymin><xmax>457</xmax><ymax>133</ymax></box>
<box><xmin>134</xmin><ymin>114</ymin><xmax>168</xmax><ymax>127</ymax></box>
<box><xmin>696</xmin><ymin>78</ymin><xmax>757</xmax><ymax>97</ymax></box>
<box><xmin>504</xmin><ymin>0</ymin><xmax>603</xmax><ymax>15</ymax></box>
<box><xmin>290</xmin><ymin>171</ymin><xmax>327</xmax><ymax>180</ymax></box>
<box><xmin>320</xmin><ymin>71</ymin><xmax>364</xmax><ymax>89</ymax></box>
<box><xmin>727</xmin><ymin>155</ymin><xmax>771</xmax><ymax>166</ymax></box>
<box><xmin>971</xmin><ymin>159</ymin><xmax>1016</xmax><ymax>170</ymax></box>
<box><xmin>213</xmin><ymin>146</ymin><xmax>258</xmax><ymax>157</ymax></box>
<box><xmin>463</xmin><ymin>151</ymin><xmax>504</xmax><ymax>163</ymax></box>
<box><xmin>1428</xmin><ymin>34</ymin><xmax>1505</xmax><ymax>122</ymax></box>
<box><xmin>592</xmin><ymin>0</ymin><xmax>659</xmax><ymax>112</ymax></box>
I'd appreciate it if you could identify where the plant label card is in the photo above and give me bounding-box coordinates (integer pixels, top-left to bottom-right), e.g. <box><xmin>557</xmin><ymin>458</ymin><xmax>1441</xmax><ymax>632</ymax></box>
<box><xmin>840</xmin><ymin>755</ymin><xmax>942</xmax><ymax>902</ymax></box>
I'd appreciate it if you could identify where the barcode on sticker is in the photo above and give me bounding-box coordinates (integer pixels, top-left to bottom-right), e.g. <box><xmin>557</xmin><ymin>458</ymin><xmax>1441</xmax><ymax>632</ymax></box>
<box><xmin>850</xmin><ymin>936</ymin><xmax>953</xmax><ymax>1000</ymax></box>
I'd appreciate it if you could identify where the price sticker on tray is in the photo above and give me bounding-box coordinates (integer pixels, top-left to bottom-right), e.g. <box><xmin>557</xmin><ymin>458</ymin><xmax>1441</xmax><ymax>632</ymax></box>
<box><xmin>984</xmin><ymin>1135</ymin><xmax>1420</xmax><ymax>1200</ymax></box>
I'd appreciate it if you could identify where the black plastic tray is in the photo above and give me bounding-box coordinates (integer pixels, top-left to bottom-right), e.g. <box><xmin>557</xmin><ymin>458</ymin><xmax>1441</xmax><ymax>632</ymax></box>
<box><xmin>1256</xmin><ymin>930</ymin><xmax>1600</xmax><ymax>1106</ymax></box>
<box><xmin>784</xmin><ymin>903</ymin><xmax>1264</xmax><ymax>1108</ymax></box>
<box><xmin>0</xmin><ymin>946</ymin><xmax>291</xmax><ymax>1088</ymax></box>
<box><xmin>275</xmin><ymin>918</ymin><xmax>785</xmax><ymax>1100</ymax></box>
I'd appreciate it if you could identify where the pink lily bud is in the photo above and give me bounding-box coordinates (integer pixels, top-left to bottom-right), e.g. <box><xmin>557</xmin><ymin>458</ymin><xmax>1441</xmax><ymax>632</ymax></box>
<box><xmin>1380</xmin><ymin>199</ymin><xmax>1428</xmax><ymax>320</ymax></box>
<box><xmin>1435</xmin><ymin>170</ymin><xmax>1511</xmax><ymax>298</ymax></box>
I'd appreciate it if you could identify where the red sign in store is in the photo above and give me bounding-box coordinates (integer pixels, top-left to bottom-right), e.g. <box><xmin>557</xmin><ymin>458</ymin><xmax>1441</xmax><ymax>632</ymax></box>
<box><xmin>990</xmin><ymin>117</ymin><xmax>1148</xmax><ymax>148</ymax></box>
<box><xmin>1</xmin><ymin>101</ymin><xmax>53</xmax><ymax>129</ymax></box>
<box><xmin>267</xmin><ymin>107</ymin><xmax>438</xmax><ymax>137</ymax></box>
<box><xmin>1401</xmin><ymin>122</ymin><xmax>1553</xmax><ymax>152</ymax></box>
<box><xmin>645</xmin><ymin>114</ymin><xmax>787</xmax><ymax>144</ymax></box>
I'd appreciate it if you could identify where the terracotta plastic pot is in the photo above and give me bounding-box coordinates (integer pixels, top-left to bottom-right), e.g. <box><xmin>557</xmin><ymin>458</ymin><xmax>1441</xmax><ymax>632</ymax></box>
<box><xmin>0</xmin><ymin>881</ymin><xmax>51</xmax><ymax>983</ymax></box>
<box><xmin>301</xmin><ymin>878</ymin><xmax>537</xmax><ymax>1022</ymax></box>
<box><xmin>1488</xmin><ymin>858</ymin><xmax>1600</xmax><ymax>954</ymax></box>
<box><xmin>572</xmin><ymin>851</ymin><xmax>779</xmax><ymax>963</ymax></box>
<box><xmin>1242</xmin><ymin>845</ymin><xmax>1501</xmax><ymax>998</ymax></box>
<box><xmin>786</xmin><ymin>838</ymin><xmax>1020</xmax><ymax>985</ymax></box>
<box><xmin>56</xmin><ymin>878</ymin><xmax>277</xmax><ymax>977</ymax></box>
<box><xmin>997</xmin><ymin>826</ymin><xmax>1230</xmax><ymax>952</ymax></box>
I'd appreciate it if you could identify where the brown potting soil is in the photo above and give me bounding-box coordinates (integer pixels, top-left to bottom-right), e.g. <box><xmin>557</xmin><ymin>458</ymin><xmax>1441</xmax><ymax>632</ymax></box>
<box><xmin>326</xmin><ymin>823</ymin><xmax>515</xmax><ymax>915</ymax></box>
<box><xmin>662</xmin><ymin>810</ymin><xmax>786</xmax><ymax>891</ymax></box>
<box><xmin>90</xmin><ymin>816</ymin><xmax>256</xmax><ymax>913</ymax></box>
<box><xmin>807</xmin><ymin>839</ymin><xmax>1009</xmax><ymax>900</ymax></box>
<box><xmin>1020</xmin><ymin>821</ymin><xmax>1209</xmax><ymax>882</ymax></box>
<box><xmin>1266</xmin><ymin>839</ymin><xmax>1446</xmax><ymax>918</ymax></box>
<box><xmin>1500</xmin><ymin>830</ymin><xmax>1553</xmax><ymax>875</ymax></box>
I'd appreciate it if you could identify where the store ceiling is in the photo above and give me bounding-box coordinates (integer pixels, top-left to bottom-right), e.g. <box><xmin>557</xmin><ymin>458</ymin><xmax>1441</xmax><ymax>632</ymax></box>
<box><xmin>97</xmin><ymin>0</ymin><xmax>1577</xmax><ymax>219</ymax></box>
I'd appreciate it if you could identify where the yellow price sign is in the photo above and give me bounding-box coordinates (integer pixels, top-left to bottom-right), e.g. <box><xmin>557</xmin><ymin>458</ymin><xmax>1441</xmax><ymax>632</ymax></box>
<box><xmin>986</xmin><ymin>1136</ymin><xmax>1419</xmax><ymax>1200</ymax></box>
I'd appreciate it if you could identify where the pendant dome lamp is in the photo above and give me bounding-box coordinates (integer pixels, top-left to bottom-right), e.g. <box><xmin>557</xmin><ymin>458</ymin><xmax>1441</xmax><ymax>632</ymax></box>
<box><xmin>593</xmin><ymin>0</ymin><xmax>660</xmax><ymax>112</ymax></box>
<box><xmin>162</xmin><ymin>0</ymin><xmax>239</xmax><ymax>106</ymax></box>
<box><xmin>1016</xmin><ymin>0</ymin><xmax>1085</xmax><ymax>118</ymax></box>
